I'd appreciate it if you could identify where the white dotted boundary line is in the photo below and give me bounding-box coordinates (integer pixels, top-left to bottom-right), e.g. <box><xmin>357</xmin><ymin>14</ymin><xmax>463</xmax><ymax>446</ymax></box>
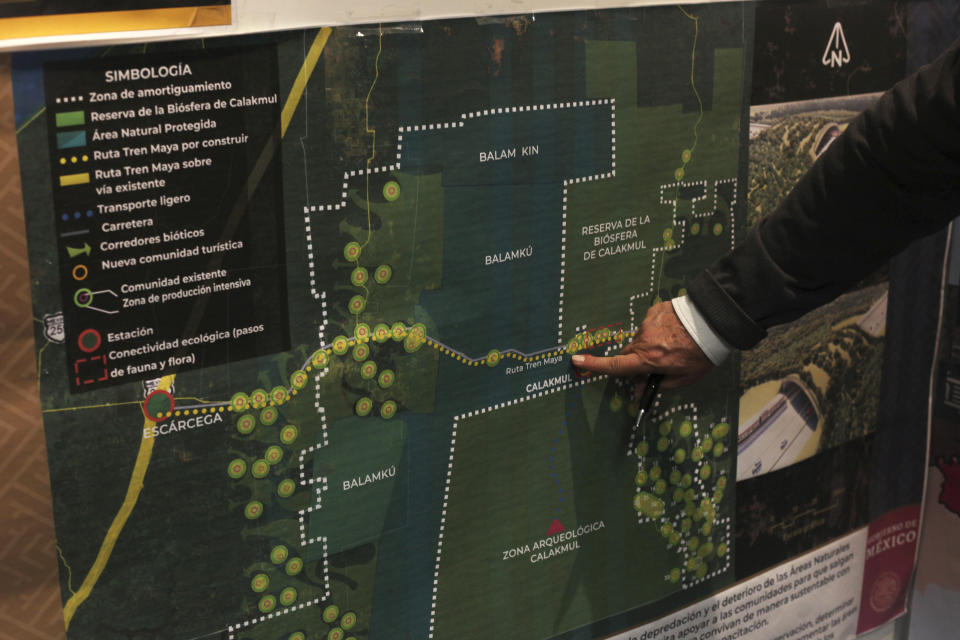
<box><xmin>427</xmin><ymin>373</ymin><xmax>604</xmax><ymax>638</ymax></box>
<box><xmin>557</xmin><ymin>100</ymin><xmax>617</xmax><ymax>342</ymax></box>
<box><xmin>298</xmin><ymin>407</ymin><xmax>329</xmax><ymax>486</ymax></box>
<box><xmin>226</xmin><ymin>538</ymin><xmax>330</xmax><ymax>639</ymax></box>
<box><xmin>54</xmin><ymin>95</ymin><xmax>84</xmax><ymax>103</ymax></box>
<box><xmin>714</xmin><ymin>178</ymin><xmax>738</xmax><ymax>251</ymax></box>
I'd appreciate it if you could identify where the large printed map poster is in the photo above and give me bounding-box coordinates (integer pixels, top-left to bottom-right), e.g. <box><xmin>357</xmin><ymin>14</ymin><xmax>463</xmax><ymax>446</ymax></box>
<box><xmin>13</xmin><ymin>5</ymin><xmax>750</xmax><ymax>639</ymax></box>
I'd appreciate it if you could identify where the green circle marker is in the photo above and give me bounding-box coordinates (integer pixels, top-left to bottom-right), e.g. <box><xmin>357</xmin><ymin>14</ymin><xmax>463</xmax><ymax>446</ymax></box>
<box><xmin>660</xmin><ymin>523</ymin><xmax>673</xmax><ymax>537</ymax></box>
<box><xmin>237</xmin><ymin>414</ymin><xmax>256</xmax><ymax>435</ymax></box>
<box><xmin>700</xmin><ymin>463</ymin><xmax>712</xmax><ymax>480</ymax></box>
<box><xmin>486</xmin><ymin>350</ymin><xmax>501</xmax><ymax>367</ymax></box>
<box><xmin>717</xmin><ymin>542</ymin><xmax>727</xmax><ymax>557</ymax></box>
<box><xmin>377</xmin><ymin>369</ymin><xmax>395</xmax><ymax>389</ymax></box>
<box><xmin>340</xmin><ymin>611</ymin><xmax>358</xmax><ymax>630</ymax></box>
<box><xmin>73</xmin><ymin>288</ymin><xmax>93</xmax><ymax>308</ymax></box>
<box><xmin>391</xmin><ymin>322</ymin><xmax>407</xmax><ymax>341</ymax></box>
<box><xmin>280</xmin><ymin>586</ymin><xmax>298</xmax><ymax>606</ymax></box>
<box><xmin>352</xmin><ymin>343</ymin><xmax>370</xmax><ymax>362</ymax></box>
<box><xmin>277</xmin><ymin>478</ymin><xmax>296</xmax><ymax>498</ymax></box>
<box><xmin>702</xmin><ymin>521</ymin><xmax>713</xmax><ymax>536</ymax></box>
<box><xmin>322</xmin><ymin>604</ymin><xmax>340</xmax><ymax>623</ymax></box>
<box><xmin>374</xmin><ymin>264</ymin><xmax>393</xmax><ymax>284</ymax></box>
<box><xmin>332</xmin><ymin>335</ymin><xmax>349</xmax><ymax>355</ymax></box>
<box><xmin>271</xmin><ymin>386</ymin><xmax>289</xmax><ymax>405</ymax></box>
<box><xmin>701</xmin><ymin>436</ymin><xmax>714</xmax><ymax>452</ymax></box>
<box><xmin>691</xmin><ymin>447</ymin><xmax>704</xmax><ymax>463</ymax></box>
<box><xmin>285</xmin><ymin>556</ymin><xmax>304</xmax><ymax>576</ymax></box>
<box><xmin>633</xmin><ymin>491</ymin><xmax>665</xmax><ymax>518</ymax></box>
<box><xmin>328</xmin><ymin>628</ymin><xmax>345</xmax><ymax>640</ymax></box>
<box><xmin>373</xmin><ymin>323</ymin><xmax>391</xmax><ymax>342</ymax></box>
<box><xmin>696</xmin><ymin>563</ymin><xmax>708</xmax><ymax>579</ymax></box>
<box><xmin>658</xmin><ymin>421</ymin><xmax>672</xmax><ymax>437</ymax></box>
<box><xmin>289</xmin><ymin>633</ymin><xmax>306</xmax><ymax>640</ymax></box>
<box><xmin>713</xmin><ymin>222</ymin><xmax>724</xmax><ymax>236</ymax></box>
<box><xmin>380</xmin><ymin>400</ymin><xmax>397</xmax><ymax>420</ymax></box>
<box><xmin>251</xmin><ymin>459</ymin><xmax>270</xmax><ymax>478</ymax></box>
<box><xmin>635</xmin><ymin>469</ymin><xmax>648</xmax><ymax>486</ymax></box>
<box><xmin>674</xmin><ymin>167</ymin><xmax>685</xmax><ymax>181</ymax></box>
<box><xmin>713</xmin><ymin>489</ymin><xmax>724</xmax><ymax>504</ymax></box>
<box><xmin>244</xmin><ymin>501</ymin><xmax>264</xmax><ymax>520</ymax></box>
<box><xmin>265</xmin><ymin>445</ymin><xmax>283</xmax><ymax>465</ymax></box>
<box><xmin>669</xmin><ymin>531</ymin><xmax>681</xmax><ymax>546</ymax></box>
<box><xmin>653</xmin><ymin>479</ymin><xmax>667</xmax><ymax>495</ymax></box>
<box><xmin>635</xmin><ymin>441</ymin><xmax>650</xmax><ymax>457</ymax></box>
<box><xmin>673</xmin><ymin>488</ymin><xmax>685</xmax><ymax>503</ymax></box>
<box><xmin>649</xmin><ymin>466</ymin><xmax>662</xmax><ymax>481</ymax></box>
<box><xmin>681</xmin><ymin>149</ymin><xmax>692</xmax><ymax>163</ymax></box>
<box><xmin>228</xmin><ymin>458</ymin><xmax>247</xmax><ymax>479</ymax></box>
<box><xmin>688</xmin><ymin>536</ymin><xmax>700</xmax><ymax>551</ymax></box>
<box><xmin>251</xmin><ymin>573</ymin><xmax>269</xmax><ymax>593</ymax></box>
<box><xmin>355</xmin><ymin>323</ymin><xmax>371</xmax><ymax>341</ymax></box>
<box><xmin>716</xmin><ymin>476</ymin><xmax>728</xmax><ymax>490</ymax></box>
<box><xmin>691</xmin><ymin>222</ymin><xmax>701</xmax><ymax>235</ymax></box>
<box><xmin>351</xmin><ymin>266</ymin><xmax>369</xmax><ymax>286</ymax></box>
<box><xmin>344</xmin><ymin>242</ymin><xmax>362</xmax><ymax>261</ymax></box>
<box><xmin>348</xmin><ymin>295</ymin><xmax>367</xmax><ymax>315</ymax></box>
<box><xmin>360</xmin><ymin>361</ymin><xmax>378</xmax><ymax>380</ymax></box>
<box><xmin>657</xmin><ymin>437</ymin><xmax>670</xmax><ymax>452</ymax></box>
<box><xmin>712</xmin><ymin>422</ymin><xmax>730</xmax><ymax>440</ymax></box>
<box><xmin>231</xmin><ymin>392</ymin><xmax>250</xmax><ymax>412</ymax></box>
<box><xmin>270</xmin><ymin>545</ymin><xmax>288</xmax><ymax>564</ymax></box>
<box><xmin>566</xmin><ymin>338</ymin><xmax>581</xmax><ymax>355</ymax></box>
<box><xmin>250</xmin><ymin>388</ymin><xmax>269</xmax><ymax>407</ymax></box>
<box><xmin>258</xmin><ymin>594</ymin><xmax>277</xmax><ymax>613</ymax></box>
<box><xmin>678</xmin><ymin>420</ymin><xmax>693</xmax><ymax>438</ymax></box>
<box><xmin>355</xmin><ymin>397</ymin><xmax>374</xmax><ymax>417</ymax></box>
<box><xmin>713</xmin><ymin>442</ymin><xmax>725</xmax><ymax>458</ymax></box>
<box><xmin>669</xmin><ymin>567</ymin><xmax>682</xmax><ymax>583</ymax></box>
<box><xmin>674</xmin><ymin>448</ymin><xmax>687</xmax><ymax>464</ymax></box>
<box><xmin>662</xmin><ymin>228</ymin><xmax>674</xmax><ymax>242</ymax></box>
<box><xmin>669</xmin><ymin>468</ymin><xmax>682</xmax><ymax>485</ymax></box>
<box><xmin>260</xmin><ymin>406</ymin><xmax>279</xmax><ymax>426</ymax></box>
<box><xmin>290</xmin><ymin>370</ymin><xmax>308</xmax><ymax>390</ymax></box>
<box><xmin>383</xmin><ymin>180</ymin><xmax>400</xmax><ymax>201</ymax></box>
<box><xmin>681</xmin><ymin>473</ymin><xmax>693</xmax><ymax>488</ymax></box>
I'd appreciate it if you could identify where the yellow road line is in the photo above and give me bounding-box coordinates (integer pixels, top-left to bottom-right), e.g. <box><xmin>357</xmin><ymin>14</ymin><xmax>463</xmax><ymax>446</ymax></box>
<box><xmin>63</xmin><ymin>373</ymin><xmax>174</xmax><ymax>629</ymax></box>
<box><xmin>281</xmin><ymin>27</ymin><xmax>333</xmax><ymax>137</ymax></box>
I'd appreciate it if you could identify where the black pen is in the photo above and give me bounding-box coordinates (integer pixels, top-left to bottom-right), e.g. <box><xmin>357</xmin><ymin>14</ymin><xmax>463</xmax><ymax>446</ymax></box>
<box><xmin>633</xmin><ymin>373</ymin><xmax>664</xmax><ymax>433</ymax></box>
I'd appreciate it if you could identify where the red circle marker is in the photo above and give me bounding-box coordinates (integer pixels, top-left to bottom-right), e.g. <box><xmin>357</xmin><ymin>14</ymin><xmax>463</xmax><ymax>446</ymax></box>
<box><xmin>142</xmin><ymin>389</ymin><xmax>175</xmax><ymax>421</ymax></box>
<box><xmin>77</xmin><ymin>328</ymin><xmax>101</xmax><ymax>353</ymax></box>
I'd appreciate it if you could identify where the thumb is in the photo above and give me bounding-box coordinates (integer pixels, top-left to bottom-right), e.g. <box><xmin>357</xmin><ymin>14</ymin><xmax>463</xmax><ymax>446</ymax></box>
<box><xmin>571</xmin><ymin>352</ymin><xmax>653</xmax><ymax>378</ymax></box>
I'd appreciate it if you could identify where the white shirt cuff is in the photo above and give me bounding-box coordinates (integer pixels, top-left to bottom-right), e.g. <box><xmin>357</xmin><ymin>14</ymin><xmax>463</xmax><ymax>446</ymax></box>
<box><xmin>671</xmin><ymin>295</ymin><xmax>733</xmax><ymax>366</ymax></box>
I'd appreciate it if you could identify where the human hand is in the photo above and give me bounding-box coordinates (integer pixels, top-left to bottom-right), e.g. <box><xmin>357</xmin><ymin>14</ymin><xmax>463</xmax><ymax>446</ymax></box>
<box><xmin>570</xmin><ymin>301</ymin><xmax>713</xmax><ymax>392</ymax></box>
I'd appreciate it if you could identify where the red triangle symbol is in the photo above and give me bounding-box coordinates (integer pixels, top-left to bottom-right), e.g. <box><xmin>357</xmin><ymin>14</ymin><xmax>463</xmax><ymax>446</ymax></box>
<box><xmin>547</xmin><ymin>518</ymin><xmax>566</xmax><ymax>535</ymax></box>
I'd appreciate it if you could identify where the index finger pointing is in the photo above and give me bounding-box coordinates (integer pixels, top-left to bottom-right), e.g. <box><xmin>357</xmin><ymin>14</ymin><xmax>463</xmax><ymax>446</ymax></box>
<box><xmin>571</xmin><ymin>353</ymin><xmax>655</xmax><ymax>378</ymax></box>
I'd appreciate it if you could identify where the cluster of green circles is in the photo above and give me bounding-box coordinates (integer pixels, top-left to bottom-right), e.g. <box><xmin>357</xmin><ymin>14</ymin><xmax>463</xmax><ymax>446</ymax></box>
<box><xmin>360</xmin><ymin>361</ymin><xmax>379</xmax><ymax>380</ymax></box>
<box><xmin>374</xmin><ymin>265</ymin><xmax>392</xmax><ymax>284</ymax></box>
<box><xmin>277</xmin><ymin>478</ymin><xmax>296</xmax><ymax>498</ymax></box>
<box><xmin>351</xmin><ymin>266</ymin><xmax>369</xmax><ymax>286</ymax></box>
<box><xmin>404</xmin><ymin>325</ymin><xmax>426</xmax><ymax>352</ymax></box>
<box><xmin>244</xmin><ymin>501</ymin><xmax>264</xmax><ymax>520</ymax></box>
<box><xmin>344</xmin><ymin>242</ymin><xmax>362</xmax><ymax>261</ymax></box>
<box><xmin>280</xmin><ymin>424</ymin><xmax>299</xmax><ymax>444</ymax></box>
<box><xmin>633</xmin><ymin>413</ymin><xmax>732</xmax><ymax>585</ymax></box>
<box><xmin>380</xmin><ymin>400</ymin><xmax>398</xmax><ymax>420</ymax></box>
<box><xmin>355</xmin><ymin>397</ymin><xmax>374</xmax><ymax>417</ymax></box>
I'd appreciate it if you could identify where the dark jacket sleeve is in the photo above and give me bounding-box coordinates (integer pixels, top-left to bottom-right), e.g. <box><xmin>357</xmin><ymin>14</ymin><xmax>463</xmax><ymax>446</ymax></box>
<box><xmin>687</xmin><ymin>40</ymin><xmax>960</xmax><ymax>350</ymax></box>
